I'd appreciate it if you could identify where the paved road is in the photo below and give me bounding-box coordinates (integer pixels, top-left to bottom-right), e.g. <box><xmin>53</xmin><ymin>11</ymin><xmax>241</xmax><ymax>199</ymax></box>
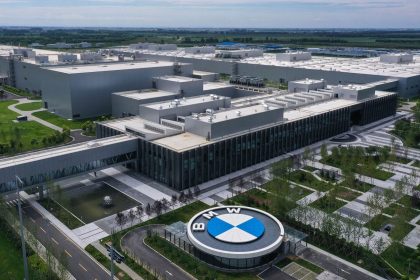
<box><xmin>298</xmin><ymin>247</ymin><xmax>382</xmax><ymax>280</ymax></box>
<box><xmin>121</xmin><ymin>225</ymin><xmax>193</xmax><ymax>280</ymax></box>
<box><xmin>5</xmin><ymin>195</ymin><xmax>111</xmax><ymax>280</ymax></box>
<box><xmin>258</xmin><ymin>266</ymin><xmax>295</xmax><ymax>280</ymax></box>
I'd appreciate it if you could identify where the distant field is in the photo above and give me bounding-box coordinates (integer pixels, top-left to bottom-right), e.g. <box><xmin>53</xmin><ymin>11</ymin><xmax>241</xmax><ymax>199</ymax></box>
<box><xmin>1</xmin><ymin>28</ymin><xmax>420</xmax><ymax>49</ymax></box>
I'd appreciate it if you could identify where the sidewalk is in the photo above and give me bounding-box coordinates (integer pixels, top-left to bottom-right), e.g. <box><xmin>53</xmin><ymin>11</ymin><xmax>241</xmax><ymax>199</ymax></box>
<box><xmin>7</xmin><ymin>98</ymin><xmax>63</xmax><ymax>132</ymax></box>
<box><xmin>92</xmin><ymin>241</ymin><xmax>144</xmax><ymax>280</ymax></box>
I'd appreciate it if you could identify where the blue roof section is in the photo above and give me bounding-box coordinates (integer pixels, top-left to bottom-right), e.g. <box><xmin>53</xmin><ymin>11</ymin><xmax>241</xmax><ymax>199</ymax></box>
<box><xmin>218</xmin><ymin>41</ymin><xmax>241</xmax><ymax>46</ymax></box>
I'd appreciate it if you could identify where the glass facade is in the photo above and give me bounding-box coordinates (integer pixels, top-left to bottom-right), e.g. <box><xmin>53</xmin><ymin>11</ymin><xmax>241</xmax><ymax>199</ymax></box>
<box><xmin>139</xmin><ymin>107</ymin><xmax>352</xmax><ymax>190</ymax></box>
<box><xmin>100</xmin><ymin>94</ymin><xmax>397</xmax><ymax>191</ymax></box>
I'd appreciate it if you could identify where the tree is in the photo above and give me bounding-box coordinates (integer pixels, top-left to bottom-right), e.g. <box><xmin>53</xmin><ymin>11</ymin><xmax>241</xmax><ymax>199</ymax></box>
<box><xmin>187</xmin><ymin>188</ymin><xmax>193</xmax><ymax>201</ymax></box>
<box><xmin>135</xmin><ymin>205</ymin><xmax>143</xmax><ymax>220</ymax></box>
<box><xmin>320</xmin><ymin>144</ymin><xmax>328</xmax><ymax>160</ymax></box>
<box><xmin>193</xmin><ymin>186</ymin><xmax>201</xmax><ymax>197</ymax></box>
<box><xmin>115</xmin><ymin>212</ymin><xmax>126</xmax><ymax>230</ymax></box>
<box><xmin>178</xmin><ymin>192</ymin><xmax>186</xmax><ymax>204</ymax></box>
<box><xmin>161</xmin><ymin>198</ymin><xmax>169</xmax><ymax>213</ymax></box>
<box><xmin>145</xmin><ymin>203</ymin><xmax>152</xmax><ymax>216</ymax></box>
<box><xmin>128</xmin><ymin>209</ymin><xmax>136</xmax><ymax>226</ymax></box>
<box><xmin>153</xmin><ymin>200</ymin><xmax>163</xmax><ymax>216</ymax></box>
<box><xmin>171</xmin><ymin>194</ymin><xmax>177</xmax><ymax>208</ymax></box>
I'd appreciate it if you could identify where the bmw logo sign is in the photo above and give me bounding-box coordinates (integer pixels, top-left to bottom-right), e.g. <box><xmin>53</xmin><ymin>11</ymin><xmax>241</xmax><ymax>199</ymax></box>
<box><xmin>187</xmin><ymin>206</ymin><xmax>284</xmax><ymax>259</ymax></box>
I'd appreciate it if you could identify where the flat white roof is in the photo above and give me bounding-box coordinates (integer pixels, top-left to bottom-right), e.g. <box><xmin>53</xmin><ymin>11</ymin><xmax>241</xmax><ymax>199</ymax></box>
<box><xmin>46</xmin><ymin>60</ymin><xmax>174</xmax><ymax>74</ymax></box>
<box><xmin>115</xmin><ymin>47</ymin><xmax>420</xmax><ymax>78</ymax></box>
<box><xmin>203</xmin><ymin>82</ymin><xmax>234</xmax><ymax>90</ymax></box>
<box><xmin>144</xmin><ymin>94</ymin><xmax>226</xmax><ymax>110</ymax></box>
<box><xmin>0</xmin><ymin>135</ymin><xmax>132</xmax><ymax>169</ymax></box>
<box><xmin>153</xmin><ymin>132</ymin><xmax>208</xmax><ymax>152</ymax></box>
<box><xmin>292</xmin><ymin>79</ymin><xmax>324</xmax><ymax>85</ymax></box>
<box><xmin>197</xmin><ymin>104</ymin><xmax>282</xmax><ymax>124</ymax></box>
<box><xmin>155</xmin><ymin>75</ymin><xmax>201</xmax><ymax>83</ymax></box>
<box><xmin>113</xmin><ymin>89</ymin><xmax>178</xmax><ymax>100</ymax></box>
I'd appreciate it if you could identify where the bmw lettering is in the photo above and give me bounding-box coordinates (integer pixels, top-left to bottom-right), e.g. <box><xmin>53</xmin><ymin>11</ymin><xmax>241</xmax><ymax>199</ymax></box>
<box><xmin>187</xmin><ymin>206</ymin><xmax>285</xmax><ymax>269</ymax></box>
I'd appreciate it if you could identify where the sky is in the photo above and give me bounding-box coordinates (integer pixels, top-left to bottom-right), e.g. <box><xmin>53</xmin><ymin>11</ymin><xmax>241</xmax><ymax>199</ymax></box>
<box><xmin>0</xmin><ymin>0</ymin><xmax>419</xmax><ymax>29</ymax></box>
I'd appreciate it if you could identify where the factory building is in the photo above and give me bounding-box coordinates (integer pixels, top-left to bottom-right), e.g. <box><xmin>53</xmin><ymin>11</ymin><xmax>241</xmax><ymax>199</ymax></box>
<box><xmin>0</xmin><ymin>44</ymin><xmax>404</xmax><ymax>193</ymax></box>
<box><xmin>117</xmin><ymin>45</ymin><xmax>420</xmax><ymax>98</ymax></box>
<box><xmin>97</xmin><ymin>79</ymin><xmax>397</xmax><ymax>190</ymax></box>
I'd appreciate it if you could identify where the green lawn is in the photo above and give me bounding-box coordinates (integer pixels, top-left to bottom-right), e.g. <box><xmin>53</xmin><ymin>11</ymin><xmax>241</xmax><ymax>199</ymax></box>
<box><xmin>390</xmin><ymin>157</ymin><xmax>412</xmax><ymax>164</ymax></box>
<box><xmin>294</xmin><ymin>258</ymin><xmax>324</xmax><ymax>274</ymax></box>
<box><xmin>334</xmin><ymin>187</ymin><xmax>361</xmax><ymax>201</ymax></box>
<box><xmin>39</xmin><ymin>198</ymin><xmax>84</xmax><ymax>229</ymax></box>
<box><xmin>289</xmin><ymin>170</ymin><xmax>334</xmax><ymax>192</ymax></box>
<box><xmin>302</xmin><ymin>166</ymin><xmax>317</xmax><ymax>172</ymax></box>
<box><xmin>145</xmin><ymin>235</ymin><xmax>257</xmax><ymax>280</ymax></box>
<box><xmin>398</xmin><ymin>195</ymin><xmax>419</xmax><ymax>210</ymax></box>
<box><xmin>0</xmin><ymin>100</ymin><xmax>70</xmax><ymax>155</ymax></box>
<box><xmin>33</xmin><ymin>111</ymin><xmax>86</xmax><ymax>129</ymax></box>
<box><xmin>321</xmin><ymin>147</ymin><xmax>395</xmax><ymax>180</ymax></box>
<box><xmin>340</xmin><ymin>181</ymin><xmax>374</xmax><ymax>193</ymax></box>
<box><xmin>381</xmin><ymin>243</ymin><xmax>420</xmax><ymax>278</ymax></box>
<box><xmin>0</xmin><ymin>230</ymin><xmax>24</xmax><ymax>279</ymax></box>
<box><xmin>262</xmin><ymin>179</ymin><xmax>312</xmax><ymax>202</ymax></box>
<box><xmin>383</xmin><ymin>203</ymin><xmax>419</xmax><ymax>221</ymax></box>
<box><xmin>276</xmin><ymin>257</ymin><xmax>324</xmax><ymax>274</ymax></box>
<box><xmin>15</xmin><ymin>101</ymin><xmax>43</xmax><ymax>111</ymax></box>
<box><xmin>310</xmin><ymin>196</ymin><xmax>347</xmax><ymax>213</ymax></box>
<box><xmin>365</xmin><ymin>214</ymin><xmax>415</xmax><ymax>241</ymax></box>
<box><xmin>0</xmin><ymin>216</ymin><xmax>58</xmax><ymax>280</ymax></box>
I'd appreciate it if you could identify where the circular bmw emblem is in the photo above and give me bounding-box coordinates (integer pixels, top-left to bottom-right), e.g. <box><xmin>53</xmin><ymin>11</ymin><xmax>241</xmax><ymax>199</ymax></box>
<box><xmin>187</xmin><ymin>206</ymin><xmax>284</xmax><ymax>259</ymax></box>
<box><xmin>207</xmin><ymin>213</ymin><xmax>265</xmax><ymax>243</ymax></box>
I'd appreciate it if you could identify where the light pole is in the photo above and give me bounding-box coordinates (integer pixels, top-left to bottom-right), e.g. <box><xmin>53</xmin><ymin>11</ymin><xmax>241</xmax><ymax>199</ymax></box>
<box><xmin>16</xmin><ymin>175</ymin><xmax>29</xmax><ymax>280</ymax></box>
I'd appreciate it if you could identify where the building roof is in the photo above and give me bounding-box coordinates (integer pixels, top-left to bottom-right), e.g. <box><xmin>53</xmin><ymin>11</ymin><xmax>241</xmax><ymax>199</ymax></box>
<box><xmin>113</xmin><ymin>46</ymin><xmax>420</xmax><ymax>79</ymax></box>
<box><xmin>153</xmin><ymin>132</ymin><xmax>209</xmax><ymax>152</ymax></box>
<box><xmin>155</xmin><ymin>75</ymin><xmax>201</xmax><ymax>83</ymax></box>
<box><xmin>143</xmin><ymin>94</ymin><xmax>227</xmax><ymax>110</ymax></box>
<box><xmin>113</xmin><ymin>89</ymin><xmax>178</xmax><ymax>100</ymax></box>
<box><xmin>46</xmin><ymin>60</ymin><xmax>174</xmax><ymax>74</ymax></box>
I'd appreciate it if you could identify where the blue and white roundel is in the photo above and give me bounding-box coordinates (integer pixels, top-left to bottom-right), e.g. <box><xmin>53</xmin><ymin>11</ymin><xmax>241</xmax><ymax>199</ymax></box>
<box><xmin>207</xmin><ymin>213</ymin><xmax>265</xmax><ymax>243</ymax></box>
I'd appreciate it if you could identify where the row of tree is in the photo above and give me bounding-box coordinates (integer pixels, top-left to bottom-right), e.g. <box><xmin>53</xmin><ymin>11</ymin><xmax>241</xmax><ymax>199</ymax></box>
<box><xmin>114</xmin><ymin>187</ymin><xmax>201</xmax><ymax>230</ymax></box>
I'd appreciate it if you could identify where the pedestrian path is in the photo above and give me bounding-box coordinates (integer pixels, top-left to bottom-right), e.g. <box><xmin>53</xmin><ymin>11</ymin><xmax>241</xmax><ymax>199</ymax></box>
<box><xmin>7</xmin><ymin>98</ymin><xmax>63</xmax><ymax>132</ymax></box>
<box><xmin>296</xmin><ymin>192</ymin><xmax>325</xmax><ymax>206</ymax></box>
<box><xmin>100</xmin><ymin>167</ymin><xmax>171</xmax><ymax>201</ymax></box>
<box><xmin>403</xmin><ymin>226</ymin><xmax>420</xmax><ymax>249</ymax></box>
<box><xmin>73</xmin><ymin>223</ymin><xmax>109</xmax><ymax>245</ymax></box>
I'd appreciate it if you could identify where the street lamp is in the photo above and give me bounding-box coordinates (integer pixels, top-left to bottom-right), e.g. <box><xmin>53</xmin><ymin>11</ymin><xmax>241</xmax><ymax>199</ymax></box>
<box><xmin>16</xmin><ymin>175</ymin><xmax>29</xmax><ymax>280</ymax></box>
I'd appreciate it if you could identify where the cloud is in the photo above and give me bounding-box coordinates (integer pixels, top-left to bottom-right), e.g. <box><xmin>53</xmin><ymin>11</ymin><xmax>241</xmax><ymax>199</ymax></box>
<box><xmin>0</xmin><ymin>0</ymin><xmax>418</xmax><ymax>28</ymax></box>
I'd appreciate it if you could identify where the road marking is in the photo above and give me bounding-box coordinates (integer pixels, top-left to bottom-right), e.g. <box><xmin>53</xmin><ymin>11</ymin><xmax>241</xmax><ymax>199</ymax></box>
<box><xmin>79</xmin><ymin>263</ymin><xmax>88</xmax><ymax>272</ymax></box>
<box><xmin>30</xmin><ymin>217</ymin><xmax>36</xmax><ymax>223</ymax></box>
<box><xmin>65</xmin><ymin>250</ymin><xmax>72</xmax><ymax>258</ymax></box>
<box><xmin>166</xmin><ymin>271</ymin><xmax>173</xmax><ymax>276</ymax></box>
<box><xmin>39</xmin><ymin>227</ymin><xmax>46</xmax><ymax>233</ymax></box>
<box><xmin>340</xmin><ymin>269</ymin><xmax>351</xmax><ymax>275</ymax></box>
<box><xmin>51</xmin><ymin>237</ymin><xmax>59</xmax><ymax>245</ymax></box>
